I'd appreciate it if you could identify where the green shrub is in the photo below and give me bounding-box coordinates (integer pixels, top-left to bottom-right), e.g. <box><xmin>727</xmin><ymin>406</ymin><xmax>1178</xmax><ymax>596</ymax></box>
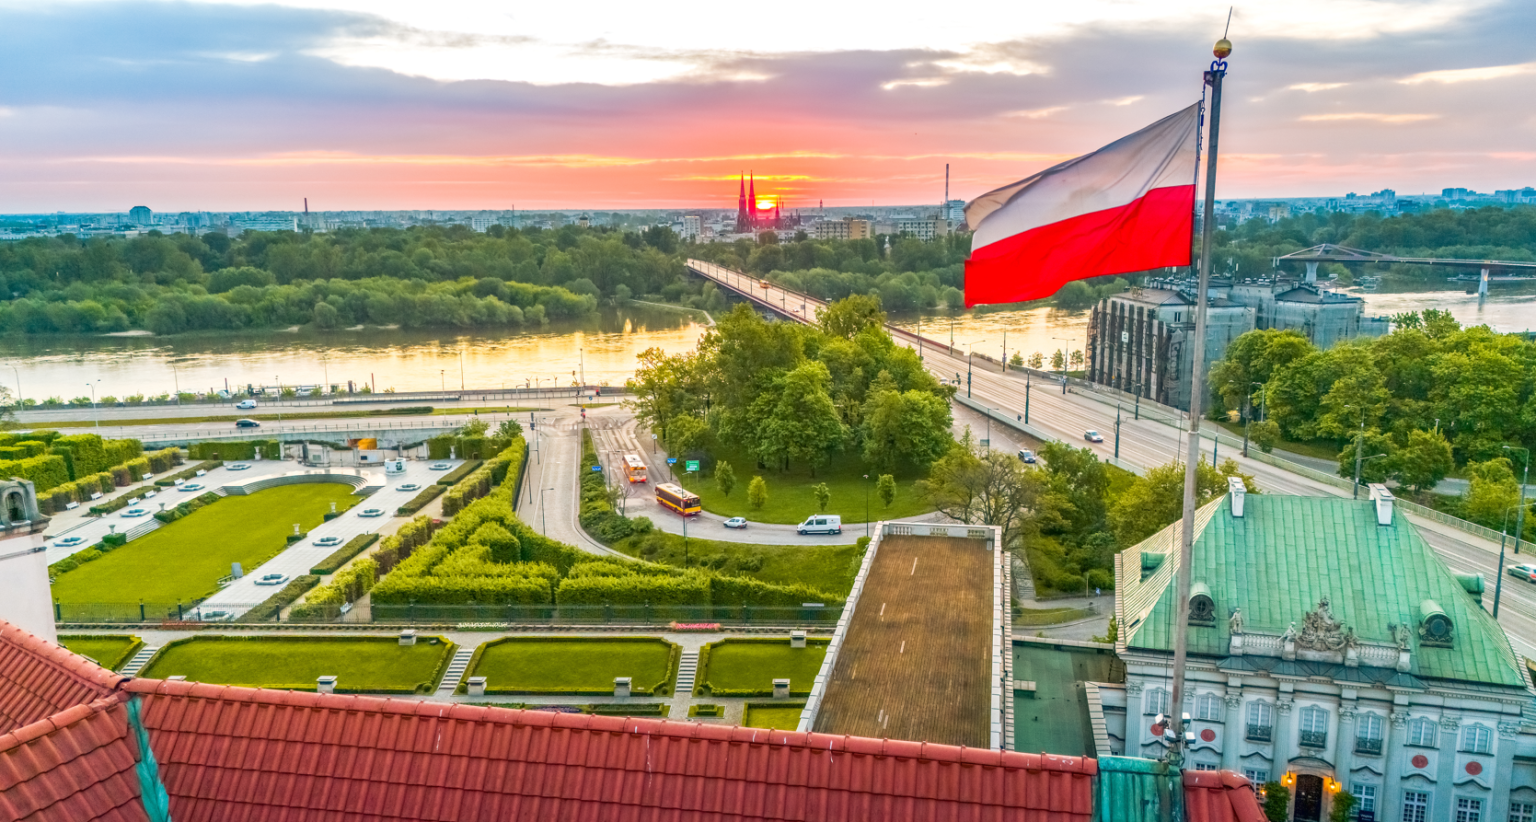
<box><xmin>89</xmin><ymin>485</ymin><xmax>155</xmax><ymax>514</ymax></box>
<box><xmin>310</xmin><ymin>533</ymin><xmax>379</xmax><ymax>575</ymax></box>
<box><xmin>236</xmin><ymin>575</ymin><xmax>320</xmax><ymax>623</ymax></box>
<box><xmin>0</xmin><ymin>446</ymin><xmax>26</xmax><ymax>460</ymax></box>
<box><xmin>104</xmin><ymin>438</ymin><xmax>144</xmax><ymax>468</ymax></box>
<box><xmin>154</xmin><ymin>460</ymin><xmax>222</xmax><ymax>487</ymax></box>
<box><xmin>435</xmin><ymin>459</ymin><xmax>485</xmax><ymax>487</ymax></box>
<box><xmin>397</xmin><ymin>484</ymin><xmax>445</xmax><ymax>515</ymax></box>
<box><xmin>187</xmin><ymin>440</ymin><xmax>278</xmax><ymax>460</ymax></box>
<box><xmin>0</xmin><ymin>455</ymin><xmax>69</xmax><ymax>492</ymax></box>
<box><xmin>290</xmin><ymin>559</ymin><xmax>379</xmax><ymax>620</ymax></box>
<box><xmin>144</xmin><ymin>448</ymin><xmax>184</xmax><ymax>473</ymax></box>
<box><xmin>15</xmin><ymin>440</ymin><xmax>47</xmax><ymax>457</ymax></box>
<box><xmin>152</xmin><ymin>492</ymin><xmax>221</xmax><ymax>524</ymax></box>
<box><xmin>55</xmin><ymin>433</ymin><xmax>111</xmax><ymax>477</ymax></box>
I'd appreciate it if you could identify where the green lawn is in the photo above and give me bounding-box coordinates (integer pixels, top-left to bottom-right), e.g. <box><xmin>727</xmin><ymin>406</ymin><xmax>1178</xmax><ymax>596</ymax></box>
<box><xmin>682</xmin><ymin>443</ymin><xmax>934</xmax><ymax>524</ymax></box>
<box><xmin>466</xmin><ymin>638</ymin><xmax>678</xmax><ymax>695</ymax></box>
<box><xmin>139</xmin><ymin>636</ymin><xmax>455</xmax><ymax>693</ymax></box>
<box><xmin>613</xmin><ymin>534</ymin><xmax>861</xmax><ymax>597</ymax></box>
<box><xmin>52</xmin><ymin>483</ymin><xmax>360</xmax><ymax>605</ymax></box>
<box><xmin>1210</xmin><ymin>419</ymin><xmax>1341</xmax><ymax>462</ymax></box>
<box><xmin>743</xmin><ymin>703</ymin><xmax>806</xmax><ymax>731</ymax></box>
<box><xmin>58</xmin><ymin>635</ymin><xmax>142</xmax><ymax>671</ymax></box>
<box><xmin>699</xmin><ymin>639</ymin><xmax>827</xmax><ymax>696</ymax></box>
<box><xmin>1014</xmin><ymin>607</ymin><xmax>1095</xmax><ymax>626</ymax></box>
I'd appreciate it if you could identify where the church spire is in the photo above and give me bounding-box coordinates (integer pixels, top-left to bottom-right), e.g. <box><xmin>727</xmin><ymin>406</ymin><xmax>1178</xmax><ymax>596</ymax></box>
<box><xmin>736</xmin><ymin>173</ymin><xmax>748</xmax><ymax>233</ymax></box>
<box><xmin>748</xmin><ymin>173</ymin><xmax>758</xmax><ymax>228</ymax></box>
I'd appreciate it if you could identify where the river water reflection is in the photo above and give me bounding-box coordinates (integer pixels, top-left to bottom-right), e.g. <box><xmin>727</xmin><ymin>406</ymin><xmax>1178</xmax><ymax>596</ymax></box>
<box><xmin>2</xmin><ymin>285</ymin><xmax>1532</xmax><ymax>403</ymax></box>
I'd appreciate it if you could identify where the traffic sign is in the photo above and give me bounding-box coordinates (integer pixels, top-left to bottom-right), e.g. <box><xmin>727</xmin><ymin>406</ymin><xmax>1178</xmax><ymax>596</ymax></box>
<box><xmin>590</xmin><ymin>465</ymin><xmax>601</xmax><ymax>472</ymax></box>
<box><xmin>667</xmin><ymin>457</ymin><xmax>677</xmax><ymax>464</ymax></box>
<box><xmin>685</xmin><ymin>460</ymin><xmax>699</xmax><ymax>472</ymax></box>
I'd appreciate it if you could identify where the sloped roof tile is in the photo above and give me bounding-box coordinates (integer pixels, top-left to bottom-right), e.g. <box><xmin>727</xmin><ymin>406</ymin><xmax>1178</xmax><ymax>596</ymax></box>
<box><xmin>0</xmin><ymin>623</ymin><xmax>125</xmax><ymax>734</ymax></box>
<box><xmin>0</xmin><ymin>695</ymin><xmax>147</xmax><ymax>822</ymax></box>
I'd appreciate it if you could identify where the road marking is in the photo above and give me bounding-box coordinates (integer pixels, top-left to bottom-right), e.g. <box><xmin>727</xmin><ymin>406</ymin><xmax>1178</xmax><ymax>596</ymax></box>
<box><xmin>910</xmin><ymin>558</ymin><xmax>918</xmax><ymax>575</ymax></box>
<box><xmin>879</xmin><ymin>602</ymin><xmax>885</xmax><ymax>616</ymax></box>
<box><xmin>899</xmin><ymin>640</ymin><xmax>905</xmax><ymax>654</ymax></box>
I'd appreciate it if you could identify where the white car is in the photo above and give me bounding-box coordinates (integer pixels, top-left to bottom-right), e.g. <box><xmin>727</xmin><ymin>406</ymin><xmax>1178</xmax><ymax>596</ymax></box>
<box><xmin>1084</xmin><ymin>430</ymin><xmax>1105</xmax><ymax>443</ymax></box>
<box><xmin>797</xmin><ymin>514</ymin><xmax>842</xmax><ymax>535</ymax></box>
<box><xmin>254</xmin><ymin>573</ymin><xmax>290</xmax><ymax>586</ymax></box>
<box><xmin>236</xmin><ymin>399</ymin><xmax>258</xmax><ymax>410</ymax></box>
<box><xmin>359</xmin><ymin>508</ymin><xmax>385</xmax><ymax>518</ymax></box>
<box><xmin>229</xmin><ymin>463</ymin><xmax>251</xmax><ymax>471</ymax></box>
<box><xmin>314</xmin><ymin>536</ymin><xmax>343</xmax><ymax>547</ymax></box>
<box><xmin>121</xmin><ymin>507</ymin><xmax>150</xmax><ymax>518</ymax></box>
<box><xmin>399</xmin><ymin>483</ymin><xmax>421</xmax><ymax>492</ymax></box>
<box><xmin>181</xmin><ymin>483</ymin><xmax>203</xmax><ymax>492</ymax></box>
<box><xmin>723</xmin><ymin>517</ymin><xmax>748</xmax><ymax>529</ymax></box>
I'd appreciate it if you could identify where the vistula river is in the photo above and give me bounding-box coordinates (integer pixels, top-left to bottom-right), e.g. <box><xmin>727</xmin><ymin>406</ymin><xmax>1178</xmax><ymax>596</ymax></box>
<box><xmin>2</xmin><ymin>283</ymin><xmax>1532</xmax><ymax>403</ymax></box>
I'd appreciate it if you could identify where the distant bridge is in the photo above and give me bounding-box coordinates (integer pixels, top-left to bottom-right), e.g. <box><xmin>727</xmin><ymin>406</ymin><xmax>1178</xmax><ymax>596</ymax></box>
<box><xmin>1274</xmin><ymin>244</ymin><xmax>1536</xmax><ymax>295</ymax></box>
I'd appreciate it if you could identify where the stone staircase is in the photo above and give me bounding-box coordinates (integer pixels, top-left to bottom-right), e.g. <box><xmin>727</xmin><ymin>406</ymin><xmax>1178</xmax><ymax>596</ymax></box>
<box><xmin>121</xmin><ymin>646</ymin><xmax>159</xmax><ymax>676</ymax></box>
<box><xmin>674</xmin><ymin>651</ymin><xmax>700</xmax><ymax>696</ymax></box>
<box><xmin>435</xmin><ymin>647</ymin><xmax>476</xmax><ymax>696</ymax></box>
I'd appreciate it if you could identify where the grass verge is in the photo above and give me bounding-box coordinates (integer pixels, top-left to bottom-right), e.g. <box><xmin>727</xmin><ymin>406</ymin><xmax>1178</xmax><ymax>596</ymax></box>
<box><xmin>51</xmin><ymin>483</ymin><xmax>360</xmax><ymax>605</ymax></box>
<box><xmin>58</xmin><ymin>635</ymin><xmax>143</xmax><ymax>671</ymax></box>
<box><xmin>139</xmin><ymin>635</ymin><xmax>455</xmax><ymax>693</ymax></box>
<box><xmin>698</xmin><ymin>638</ymin><xmax>828</xmax><ymax>697</ymax></box>
<box><xmin>612</xmin><ymin>532</ymin><xmax>862</xmax><ymax>597</ymax></box>
<box><xmin>743</xmin><ymin>702</ymin><xmax>806</xmax><ymax>731</ymax></box>
<box><xmin>464</xmin><ymin>637</ymin><xmax>678</xmax><ymax>696</ymax></box>
<box><xmin>680</xmin><ymin>442</ymin><xmax>934</xmax><ymax>525</ymax></box>
<box><xmin>1014</xmin><ymin>606</ymin><xmax>1096</xmax><ymax>626</ymax></box>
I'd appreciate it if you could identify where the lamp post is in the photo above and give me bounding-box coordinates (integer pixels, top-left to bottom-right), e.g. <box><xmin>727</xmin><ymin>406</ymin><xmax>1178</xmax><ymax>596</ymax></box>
<box><xmin>1114</xmin><ymin>404</ymin><xmax>1122</xmax><ymax>460</ymax></box>
<box><xmin>539</xmin><ymin>486</ymin><xmax>555</xmax><ymax>535</ymax></box>
<box><xmin>459</xmin><ymin>349</ymin><xmax>466</xmax><ymax>391</ymax></box>
<box><xmin>171</xmin><ymin>364</ymin><xmax>180</xmax><ymax>405</ymax></box>
<box><xmin>1505</xmin><ymin>446</ymin><xmax>1530</xmax><ymax>556</ymax></box>
<box><xmin>864</xmin><ymin>474</ymin><xmax>871</xmax><ymax>539</ymax></box>
<box><xmin>321</xmin><ymin>354</ymin><xmax>331</xmax><ymax>395</ymax></box>
<box><xmin>1492</xmin><ymin>501</ymin><xmax>1535</xmax><ymax>618</ymax></box>
<box><xmin>440</xmin><ymin>370</ymin><xmax>446</xmax><ymax>391</ymax></box>
<box><xmin>1242</xmin><ymin>381</ymin><xmax>1263</xmax><ymax>457</ymax></box>
<box><xmin>10</xmin><ymin>365</ymin><xmax>20</xmax><ymax>409</ymax></box>
<box><xmin>1024</xmin><ymin>376</ymin><xmax>1031</xmax><ymax>425</ymax></box>
<box><xmin>1053</xmin><ymin>336</ymin><xmax>1072</xmax><ymax>394</ymax></box>
<box><xmin>1345</xmin><ymin>404</ymin><xmax>1367</xmax><ymax>499</ymax></box>
<box><xmin>964</xmin><ymin>342</ymin><xmax>976</xmax><ymax>399</ymax></box>
<box><xmin>87</xmin><ymin>380</ymin><xmax>100</xmax><ymax>429</ymax></box>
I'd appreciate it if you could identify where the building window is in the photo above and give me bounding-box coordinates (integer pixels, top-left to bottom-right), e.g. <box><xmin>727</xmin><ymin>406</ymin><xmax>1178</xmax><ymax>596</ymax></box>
<box><xmin>1456</xmin><ymin>797</ymin><xmax>1484</xmax><ymax>822</ymax></box>
<box><xmin>1193</xmin><ymin>762</ymin><xmax>1218</xmax><ymax>771</ymax></box>
<box><xmin>1244</xmin><ymin>769</ymin><xmax>1270</xmax><ymax>786</ymax></box>
<box><xmin>1510</xmin><ymin>802</ymin><xmax>1535</xmax><ymax>822</ymax></box>
<box><xmin>1298</xmin><ymin>706</ymin><xmax>1329</xmax><ymax>748</ymax></box>
<box><xmin>1195</xmin><ymin>693</ymin><xmax>1222</xmax><ymax>722</ymax></box>
<box><xmin>1246</xmin><ymin>701</ymin><xmax>1273</xmax><ymax>742</ymax></box>
<box><xmin>1408</xmin><ymin>718</ymin><xmax>1438</xmax><ymax>748</ymax></box>
<box><xmin>1402</xmin><ymin>791</ymin><xmax>1430</xmax><ymax>822</ymax></box>
<box><xmin>1350</xmin><ymin>784</ymin><xmax>1377</xmax><ymax>815</ymax></box>
<box><xmin>1145</xmin><ymin>688</ymin><xmax>1170</xmax><ymax>716</ymax></box>
<box><xmin>1460</xmin><ymin>725</ymin><xmax>1492</xmax><ymax>754</ymax></box>
<box><xmin>1356</xmin><ymin>713</ymin><xmax>1384</xmax><ymax>756</ymax></box>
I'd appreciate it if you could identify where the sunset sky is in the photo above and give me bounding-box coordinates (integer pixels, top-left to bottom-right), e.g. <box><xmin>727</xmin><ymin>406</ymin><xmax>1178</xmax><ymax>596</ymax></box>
<box><xmin>2</xmin><ymin>0</ymin><xmax>1534</xmax><ymax>211</ymax></box>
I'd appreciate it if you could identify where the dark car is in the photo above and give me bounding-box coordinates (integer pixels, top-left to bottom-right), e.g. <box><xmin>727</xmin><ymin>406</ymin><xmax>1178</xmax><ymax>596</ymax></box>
<box><xmin>1017</xmin><ymin>449</ymin><xmax>1037</xmax><ymax>464</ymax></box>
<box><xmin>235</xmin><ymin>418</ymin><xmax>261</xmax><ymax>429</ymax></box>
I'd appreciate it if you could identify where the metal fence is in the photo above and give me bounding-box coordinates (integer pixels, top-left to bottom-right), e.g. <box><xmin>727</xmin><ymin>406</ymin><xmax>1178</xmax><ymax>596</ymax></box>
<box><xmin>55</xmin><ymin>602</ymin><xmax>846</xmax><ymax>628</ymax></box>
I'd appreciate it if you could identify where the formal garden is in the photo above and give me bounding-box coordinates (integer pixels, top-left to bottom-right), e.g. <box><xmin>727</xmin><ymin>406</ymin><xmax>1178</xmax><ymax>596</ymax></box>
<box><xmin>459</xmin><ymin>637</ymin><xmax>679</xmax><ymax>696</ymax></box>
<box><xmin>696</xmin><ymin>638</ymin><xmax>828</xmax><ymax>697</ymax></box>
<box><xmin>743</xmin><ymin>702</ymin><xmax>807</xmax><ymax>731</ymax></box>
<box><xmin>50</xmin><ymin>482</ymin><xmax>361</xmax><ymax>613</ymax></box>
<box><xmin>58</xmin><ymin>634</ymin><xmax>143</xmax><ymax>671</ymax></box>
<box><xmin>0</xmin><ymin>430</ymin><xmax>178</xmax><ymax>513</ymax></box>
<box><xmin>139</xmin><ymin>635</ymin><xmax>456</xmax><ymax>694</ymax></box>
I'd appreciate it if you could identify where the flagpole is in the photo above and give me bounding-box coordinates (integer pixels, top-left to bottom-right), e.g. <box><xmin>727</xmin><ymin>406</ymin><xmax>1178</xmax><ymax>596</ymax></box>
<box><xmin>1168</xmin><ymin>37</ymin><xmax>1230</xmax><ymax>767</ymax></box>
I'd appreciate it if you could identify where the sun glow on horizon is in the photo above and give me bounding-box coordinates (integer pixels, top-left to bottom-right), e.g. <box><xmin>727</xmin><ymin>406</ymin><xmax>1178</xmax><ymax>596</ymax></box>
<box><xmin>756</xmin><ymin>198</ymin><xmax>775</xmax><ymax>210</ymax></box>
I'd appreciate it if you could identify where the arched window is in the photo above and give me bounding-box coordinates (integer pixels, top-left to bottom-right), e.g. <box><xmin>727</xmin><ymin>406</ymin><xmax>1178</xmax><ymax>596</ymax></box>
<box><xmin>1245</xmin><ymin>701</ymin><xmax>1273</xmax><ymax>742</ymax></box>
<box><xmin>1354</xmin><ymin>713</ymin><xmax>1384</xmax><ymax>755</ymax></box>
<box><xmin>1298</xmin><ymin>706</ymin><xmax>1329</xmax><ymax>748</ymax></box>
<box><xmin>1194</xmin><ymin>693</ymin><xmax>1222</xmax><ymax>722</ymax></box>
<box><xmin>1460</xmin><ymin>724</ymin><xmax>1492</xmax><ymax>754</ymax></box>
<box><xmin>1144</xmin><ymin>688</ymin><xmax>1170</xmax><ymax>716</ymax></box>
<box><xmin>1408</xmin><ymin>717</ymin><xmax>1438</xmax><ymax>747</ymax></box>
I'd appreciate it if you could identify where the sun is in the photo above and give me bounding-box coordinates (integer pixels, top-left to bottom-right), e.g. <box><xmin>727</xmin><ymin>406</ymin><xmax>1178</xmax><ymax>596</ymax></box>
<box><xmin>756</xmin><ymin>198</ymin><xmax>775</xmax><ymax>210</ymax></box>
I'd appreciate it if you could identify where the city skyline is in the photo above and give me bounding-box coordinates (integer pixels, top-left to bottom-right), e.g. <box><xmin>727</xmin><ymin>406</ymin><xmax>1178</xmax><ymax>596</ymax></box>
<box><xmin>1</xmin><ymin>0</ymin><xmax>1533</xmax><ymax>210</ymax></box>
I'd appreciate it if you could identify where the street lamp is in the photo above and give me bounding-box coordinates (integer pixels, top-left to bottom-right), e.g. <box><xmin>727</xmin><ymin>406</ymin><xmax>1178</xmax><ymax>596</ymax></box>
<box><xmin>440</xmin><ymin>370</ymin><xmax>446</xmax><ymax>391</ymax></box>
<box><xmin>1242</xmin><ymin>381</ymin><xmax>1263</xmax><ymax>457</ymax></box>
<box><xmin>1504</xmin><ymin>445</ymin><xmax>1530</xmax><ymax>556</ymax></box>
<box><xmin>1492</xmin><ymin>500</ymin><xmax>1536</xmax><ymax>618</ymax></box>
<box><xmin>1344</xmin><ymin>404</ymin><xmax>1368</xmax><ymax>499</ymax></box>
<box><xmin>171</xmin><ymin>364</ymin><xmax>181</xmax><ymax>405</ymax></box>
<box><xmin>539</xmin><ymin>486</ymin><xmax>555</xmax><ymax>535</ymax></box>
<box><xmin>864</xmin><ymin>474</ymin><xmax>871</xmax><ymax>539</ymax></box>
<box><xmin>10</xmin><ymin>365</ymin><xmax>21</xmax><ymax>409</ymax></box>
<box><xmin>87</xmin><ymin>380</ymin><xmax>100</xmax><ymax>429</ymax></box>
<box><xmin>1053</xmin><ymin>336</ymin><xmax>1072</xmax><ymax>394</ymax></box>
<box><xmin>1114</xmin><ymin>403</ymin><xmax>1122</xmax><ymax>460</ymax></box>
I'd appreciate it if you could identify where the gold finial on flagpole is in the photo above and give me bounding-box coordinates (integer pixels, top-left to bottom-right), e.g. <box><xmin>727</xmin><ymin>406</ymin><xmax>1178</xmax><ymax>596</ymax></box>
<box><xmin>1213</xmin><ymin>38</ymin><xmax>1232</xmax><ymax>59</ymax></box>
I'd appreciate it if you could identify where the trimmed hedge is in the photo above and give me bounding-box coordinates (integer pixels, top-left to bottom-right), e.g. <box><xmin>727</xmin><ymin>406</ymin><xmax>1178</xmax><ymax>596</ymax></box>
<box><xmin>397</xmin><ymin>484</ymin><xmax>445</xmax><ymax>515</ymax></box>
<box><xmin>310</xmin><ymin>533</ymin><xmax>379</xmax><ymax>575</ymax></box>
<box><xmin>154</xmin><ymin>460</ymin><xmax>222</xmax><ymax>487</ymax></box>
<box><xmin>152</xmin><ymin>491</ymin><xmax>221</xmax><ymax>524</ymax></box>
<box><xmin>428</xmin><ymin>434</ymin><xmax>511</xmax><ymax>461</ymax></box>
<box><xmin>54</xmin><ymin>434</ymin><xmax>112</xmax><ymax>477</ymax></box>
<box><xmin>435</xmin><ymin>459</ymin><xmax>485</xmax><ymax>487</ymax></box>
<box><xmin>289</xmin><ymin>558</ymin><xmax>378</xmax><ymax>621</ymax></box>
<box><xmin>236</xmin><ymin>575</ymin><xmax>320</xmax><ymax>623</ymax></box>
<box><xmin>187</xmin><ymin>440</ymin><xmax>280</xmax><ymax>460</ymax></box>
<box><xmin>0</xmin><ymin>455</ymin><xmax>69</xmax><ymax>492</ymax></box>
<box><xmin>39</xmin><ymin>471</ymin><xmax>115</xmax><ymax>513</ymax></box>
<box><xmin>89</xmin><ymin>485</ymin><xmax>156</xmax><ymax>515</ymax></box>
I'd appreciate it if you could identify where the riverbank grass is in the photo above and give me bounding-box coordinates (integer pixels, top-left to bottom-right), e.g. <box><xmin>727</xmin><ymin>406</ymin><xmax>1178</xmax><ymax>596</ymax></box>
<box><xmin>140</xmin><ymin>635</ymin><xmax>454</xmax><ymax>693</ymax></box>
<box><xmin>51</xmin><ymin>483</ymin><xmax>359</xmax><ymax>606</ymax></box>
<box><xmin>680</xmin><ymin>443</ymin><xmax>933</xmax><ymax>525</ymax></box>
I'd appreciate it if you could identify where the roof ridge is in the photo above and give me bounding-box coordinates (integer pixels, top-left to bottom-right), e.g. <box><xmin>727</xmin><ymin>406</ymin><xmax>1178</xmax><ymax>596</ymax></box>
<box><xmin>0</xmin><ymin>623</ymin><xmax>129</xmax><ymax>696</ymax></box>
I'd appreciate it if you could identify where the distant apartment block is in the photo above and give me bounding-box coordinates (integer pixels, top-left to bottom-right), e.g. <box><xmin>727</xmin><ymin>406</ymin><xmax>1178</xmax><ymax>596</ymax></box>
<box><xmin>681</xmin><ymin>215</ymin><xmax>702</xmax><ymax>239</ymax></box>
<box><xmin>812</xmin><ymin>218</ymin><xmax>873</xmax><ymax>241</ymax></box>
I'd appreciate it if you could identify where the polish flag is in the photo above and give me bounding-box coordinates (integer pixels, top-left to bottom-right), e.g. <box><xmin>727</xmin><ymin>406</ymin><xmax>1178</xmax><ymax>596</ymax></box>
<box><xmin>963</xmin><ymin>103</ymin><xmax>1200</xmax><ymax>307</ymax></box>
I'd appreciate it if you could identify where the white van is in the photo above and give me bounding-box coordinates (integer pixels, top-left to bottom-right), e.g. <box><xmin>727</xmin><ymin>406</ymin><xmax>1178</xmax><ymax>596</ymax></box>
<box><xmin>797</xmin><ymin>514</ymin><xmax>842</xmax><ymax>535</ymax></box>
<box><xmin>236</xmin><ymin>399</ymin><xmax>258</xmax><ymax>410</ymax></box>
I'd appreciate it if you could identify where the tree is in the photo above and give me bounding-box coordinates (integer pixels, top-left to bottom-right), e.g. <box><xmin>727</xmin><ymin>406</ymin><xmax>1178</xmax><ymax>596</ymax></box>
<box><xmin>1050</xmin><ymin>350</ymin><xmax>1066</xmax><ymax>370</ymax></box>
<box><xmin>861</xmin><ymin>384</ymin><xmax>953</xmax><ymax>471</ymax></box>
<box><xmin>1069</xmin><ymin>350</ymin><xmax>1084</xmax><ymax>369</ymax></box>
<box><xmin>1208</xmin><ymin>329</ymin><xmax>1314</xmax><ymax>413</ymax></box>
<box><xmin>1391</xmin><ymin>429</ymin><xmax>1454</xmax><ymax>492</ymax></box>
<box><xmin>877</xmin><ymin>474</ymin><xmax>896</xmax><ymax>508</ymax></box>
<box><xmin>1335</xmin><ymin>429</ymin><xmax>1395</xmax><ymax>486</ymax></box>
<box><xmin>1108</xmin><ymin>458</ymin><xmax>1258</xmax><ymax>547</ymax></box>
<box><xmin>1028</xmin><ymin>352</ymin><xmax>1044</xmax><ymax>369</ymax></box>
<box><xmin>460</xmin><ymin>418</ymin><xmax>490</xmax><ymax>438</ymax></box>
<box><xmin>747</xmin><ymin>476</ymin><xmax>768</xmax><ymax>510</ymax></box>
<box><xmin>1260</xmin><ymin>782</ymin><xmax>1291</xmax><ymax>822</ymax></box>
<box><xmin>497</xmin><ymin>419</ymin><xmax>523</xmax><ymax>440</ymax></box>
<box><xmin>1037</xmin><ymin>442</ymin><xmax>1110</xmax><ymax>537</ymax></box>
<box><xmin>1328</xmin><ymin>792</ymin><xmax>1357</xmax><ymax>822</ymax></box>
<box><xmin>715</xmin><ymin>461</ymin><xmax>735</xmax><ymax>497</ymax></box>
<box><xmin>665</xmin><ymin>414</ymin><xmax>712</xmax><ymax>457</ymax></box>
<box><xmin>916</xmin><ymin>431</ymin><xmax>1053</xmax><ymax>549</ymax></box>
<box><xmin>1009</xmin><ymin>352</ymin><xmax>1024</xmax><ymax>368</ymax></box>
<box><xmin>1248</xmin><ymin>419</ymin><xmax>1280</xmax><ymax>453</ymax></box>
<box><xmin>813</xmin><ymin>482</ymin><xmax>831</xmax><ymax>512</ymax></box>
<box><xmin>759</xmin><ymin>361</ymin><xmax>847</xmax><ymax>474</ymax></box>
<box><xmin>818</xmin><ymin>293</ymin><xmax>886</xmax><ymax>340</ymax></box>
<box><xmin>1463</xmin><ymin>457</ymin><xmax>1521</xmax><ymax>528</ymax></box>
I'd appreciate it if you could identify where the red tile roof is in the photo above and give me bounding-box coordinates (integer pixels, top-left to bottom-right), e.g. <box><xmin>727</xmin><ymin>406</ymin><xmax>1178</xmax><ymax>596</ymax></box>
<box><xmin>0</xmin><ymin>623</ymin><xmax>125</xmax><ymax>734</ymax></box>
<box><xmin>0</xmin><ymin>620</ymin><xmax>1264</xmax><ymax>822</ymax></box>
<box><xmin>0</xmin><ymin>695</ymin><xmax>148</xmax><ymax>822</ymax></box>
<box><xmin>1184</xmin><ymin>770</ymin><xmax>1265</xmax><ymax>822</ymax></box>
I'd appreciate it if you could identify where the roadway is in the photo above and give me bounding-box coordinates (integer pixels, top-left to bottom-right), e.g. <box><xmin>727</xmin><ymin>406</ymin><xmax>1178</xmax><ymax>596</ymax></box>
<box><xmin>686</xmin><ymin>260</ymin><xmax>1536</xmax><ymax>655</ymax></box>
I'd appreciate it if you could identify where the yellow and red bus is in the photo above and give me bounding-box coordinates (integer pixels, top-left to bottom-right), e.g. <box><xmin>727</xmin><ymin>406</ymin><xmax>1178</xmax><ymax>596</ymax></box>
<box><xmin>624</xmin><ymin>454</ymin><xmax>648</xmax><ymax>483</ymax></box>
<box><xmin>656</xmin><ymin>483</ymin><xmax>701</xmax><ymax>516</ymax></box>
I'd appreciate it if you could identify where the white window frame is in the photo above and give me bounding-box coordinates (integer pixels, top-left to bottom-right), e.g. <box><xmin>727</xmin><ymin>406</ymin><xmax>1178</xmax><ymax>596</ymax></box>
<box><xmin>1247</xmin><ymin>701</ymin><xmax>1273</xmax><ymax>728</ymax></box>
<box><xmin>1244</xmin><ymin>768</ymin><xmax>1270</xmax><ymax>785</ymax></box>
<box><xmin>1195</xmin><ymin>693</ymin><xmax>1222</xmax><ymax>722</ymax></box>
<box><xmin>1402</xmin><ymin>790</ymin><xmax>1431</xmax><ymax>822</ymax></box>
<box><xmin>1509</xmin><ymin>800</ymin><xmax>1535</xmax><ymax>822</ymax></box>
<box><xmin>1299</xmin><ymin>706</ymin><xmax>1329</xmax><ymax>734</ymax></box>
<box><xmin>1408</xmin><ymin>717</ymin><xmax>1438</xmax><ymax>747</ymax></box>
<box><xmin>1144</xmin><ymin>688</ymin><xmax>1170</xmax><ymax>717</ymax></box>
<box><xmin>1349</xmin><ymin>783</ymin><xmax>1376</xmax><ymax>814</ymax></box>
<box><xmin>1460</xmin><ymin>724</ymin><xmax>1492</xmax><ymax>754</ymax></box>
<box><xmin>1455</xmin><ymin>795</ymin><xmax>1484</xmax><ymax>822</ymax></box>
<box><xmin>1357</xmin><ymin>713</ymin><xmax>1384</xmax><ymax>742</ymax></box>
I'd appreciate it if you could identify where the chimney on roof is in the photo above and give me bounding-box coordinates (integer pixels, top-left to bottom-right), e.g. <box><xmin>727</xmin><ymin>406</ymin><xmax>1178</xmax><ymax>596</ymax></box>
<box><xmin>1228</xmin><ymin>476</ymin><xmax>1246</xmax><ymax>518</ymax></box>
<box><xmin>1368</xmin><ymin>483</ymin><xmax>1394</xmax><ymax>525</ymax></box>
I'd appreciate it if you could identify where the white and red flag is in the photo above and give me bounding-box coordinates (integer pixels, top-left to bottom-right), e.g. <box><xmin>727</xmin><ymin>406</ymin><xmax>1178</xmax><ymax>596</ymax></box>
<box><xmin>963</xmin><ymin>103</ymin><xmax>1200</xmax><ymax>307</ymax></box>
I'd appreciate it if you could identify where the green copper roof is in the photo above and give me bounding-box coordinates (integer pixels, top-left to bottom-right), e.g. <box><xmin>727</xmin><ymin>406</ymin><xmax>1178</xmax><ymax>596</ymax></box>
<box><xmin>1124</xmin><ymin>494</ymin><xmax>1526</xmax><ymax>689</ymax></box>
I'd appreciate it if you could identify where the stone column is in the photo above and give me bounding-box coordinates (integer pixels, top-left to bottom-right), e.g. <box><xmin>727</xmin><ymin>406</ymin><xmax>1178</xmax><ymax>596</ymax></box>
<box><xmin>1126</xmin><ymin>680</ymin><xmax>1149</xmax><ymax>753</ymax></box>
<box><xmin>1382</xmin><ymin>711</ymin><xmax>1410</xmax><ymax>822</ymax></box>
<box><xmin>1274</xmin><ymin>698</ymin><xmax>1295</xmax><ymax>771</ymax></box>
<box><xmin>1221</xmin><ymin>690</ymin><xmax>1244</xmax><ymax>771</ymax></box>
<box><xmin>1334</xmin><ymin>704</ymin><xmax>1356</xmax><ymax>791</ymax></box>
<box><xmin>1493</xmin><ymin>722</ymin><xmax>1522</xmax><ymax>822</ymax></box>
<box><xmin>1433</xmin><ymin>716</ymin><xmax>1460</xmax><ymax>821</ymax></box>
